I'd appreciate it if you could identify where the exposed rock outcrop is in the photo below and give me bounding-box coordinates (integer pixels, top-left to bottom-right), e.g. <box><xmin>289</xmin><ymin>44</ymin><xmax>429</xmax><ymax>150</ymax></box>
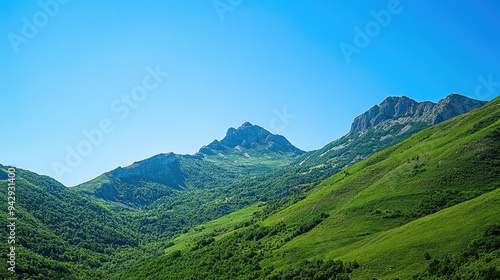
<box><xmin>349</xmin><ymin>94</ymin><xmax>486</xmax><ymax>134</ymax></box>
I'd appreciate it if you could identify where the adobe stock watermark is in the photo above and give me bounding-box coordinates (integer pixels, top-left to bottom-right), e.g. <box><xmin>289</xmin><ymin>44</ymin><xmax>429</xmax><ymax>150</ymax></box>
<box><xmin>270</xmin><ymin>106</ymin><xmax>295</xmax><ymax>133</ymax></box>
<box><xmin>7</xmin><ymin>0</ymin><xmax>70</xmax><ymax>54</ymax></box>
<box><xmin>475</xmin><ymin>74</ymin><xmax>500</xmax><ymax>100</ymax></box>
<box><xmin>213</xmin><ymin>0</ymin><xmax>243</xmax><ymax>21</ymax></box>
<box><xmin>340</xmin><ymin>0</ymin><xmax>411</xmax><ymax>63</ymax></box>
<box><xmin>51</xmin><ymin>65</ymin><xmax>169</xmax><ymax>182</ymax></box>
<box><xmin>6</xmin><ymin>167</ymin><xmax>17</xmax><ymax>273</ymax></box>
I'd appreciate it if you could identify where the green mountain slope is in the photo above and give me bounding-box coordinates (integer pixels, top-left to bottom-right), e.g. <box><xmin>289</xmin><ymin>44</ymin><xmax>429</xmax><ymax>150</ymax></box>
<box><xmin>77</xmin><ymin>94</ymin><xmax>485</xmax><ymax>212</ymax></box>
<box><xmin>339</xmin><ymin>188</ymin><xmax>500</xmax><ymax>279</ymax></box>
<box><xmin>119</xmin><ymin>96</ymin><xmax>500</xmax><ymax>279</ymax></box>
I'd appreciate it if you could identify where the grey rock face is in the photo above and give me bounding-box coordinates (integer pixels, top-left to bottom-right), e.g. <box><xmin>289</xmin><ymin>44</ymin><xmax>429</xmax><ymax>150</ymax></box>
<box><xmin>431</xmin><ymin>94</ymin><xmax>487</xmax><ymax>124</ymax></box>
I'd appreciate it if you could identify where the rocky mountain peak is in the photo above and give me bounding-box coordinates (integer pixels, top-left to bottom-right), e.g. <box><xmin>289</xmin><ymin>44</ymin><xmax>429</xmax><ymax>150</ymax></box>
<box><xmin>221</xmin><ymin>122</ymin><xmax>271</xmax><ymax>148</ymax></box>
<box><xmin>239</xmin><ymin>121</ymin><xmax>254</xmax><ymax>129</ymax></box>
<box><xmin>349</xmin><ymin>94</ymin><xmax>486</xmax><ymax>134</ymax></box>
<box><xmin>199</xmin><ymin>122</ymin><xmax>304</xmax><ymax>156</ymax></box>
<box><xmin>431</xmin><ymin>93</ymin><xmax>487</xmax><ymax>124</ymax></box>
<box><xmin>350</xmin><ymin>96</ymin><xmax>420</xmax><ymax>134</ymax></box>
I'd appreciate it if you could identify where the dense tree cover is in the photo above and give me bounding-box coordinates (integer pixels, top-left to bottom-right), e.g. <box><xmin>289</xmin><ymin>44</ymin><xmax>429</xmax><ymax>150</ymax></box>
<box><xmin>95</xmin><ymin>178</ymin><xmax>175</xmax><ymax>207</ymax></box>
<box><xmin>0</xmin><ymin>162</ymin><xmax>327</xmax><ymax>279</ymax></box>
<box><xmin>16</xmin><ymin>170</ymin><xmax>138</xmax><ymax>249</ymax></box>
<box><xmin>0</xmin><ymin>169</ymin><xmax>146</xmax><ymax>279</ymax></box>
<box><xmin>0</xmin><ymin>159</ymin><xmax>334</xmax><ymax>279</ymax></box>
<box><xmin>117</xmin><ymin>212</ymin><xmax>353</xmax><ymax>279</ymax></box>
<box><xmin>269</xmin><ymin>259</ymin><xmax>358</xmax><ymax>280</ymax></box>
<box><xmin>130</xmin><ymin>165</ymin><xmax>348</xmax><ymax>247</ymax></box>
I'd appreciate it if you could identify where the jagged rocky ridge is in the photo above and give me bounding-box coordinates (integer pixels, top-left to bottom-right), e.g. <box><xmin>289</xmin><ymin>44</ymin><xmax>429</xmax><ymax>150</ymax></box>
<box><xmin>296</xmin><ymin>94</ymin><xmax>487</xmax><ymax>172</ymax></box>
<box><xmin>349</xmin><ymin>94</ymin><xmax>487</xmax><ymax>134</ymax></box>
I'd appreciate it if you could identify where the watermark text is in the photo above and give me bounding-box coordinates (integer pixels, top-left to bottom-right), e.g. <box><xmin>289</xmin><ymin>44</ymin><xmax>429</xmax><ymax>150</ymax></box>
<box><xmin>340</xmin><ymin>0</ymin><xmax>409</xmax><ymax>63</ymax></box>
<box><xmin>270</xmin><ymin>106</ymin><xmax>295</xmax><ymax>133</ymax></box>
<box><xmin>475</xmin><ymin>74</ymin><xmax>500</xmax><ymax>99</ymax></box>
<box><xmin>7</xmin><ymin>0</ymin><xmax>70</xmax><ymax>54</ymax></box>
<box><xmin>6</xmin><ymin>168</ymin><xmax>17</xmax><ymax>273</ymax></box>
<box><xmin>213</xmin><ymin>0</ymin><xmax>243</xmax><ymax>21</ymax></box>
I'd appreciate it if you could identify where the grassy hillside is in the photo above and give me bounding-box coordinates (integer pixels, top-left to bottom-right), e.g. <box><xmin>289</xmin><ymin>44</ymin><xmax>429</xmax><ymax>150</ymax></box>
<box><xmin>126</xmin><ymin>120</ymin><xmax>442</xmax><ymax>244</ymax></box>
<box><xmin>260</xmin><ymin>95</ymin><xmax>500</xmax><ymax>278</ymax></box>
<box><xmin>341</xmin><ymin>188</ymin><xmax>500</xmax><ymax>279</ymax></box>
<box><xmin>119</xmin><ymin>96</ymin><xmax>500</xmax><ymax>279</ymax></box>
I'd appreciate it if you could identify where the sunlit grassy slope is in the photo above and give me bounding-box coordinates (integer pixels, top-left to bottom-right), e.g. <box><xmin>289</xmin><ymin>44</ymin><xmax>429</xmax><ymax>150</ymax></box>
<box><xmin>342</xmin><ymin>187</ymin><xmax>500</xmax><ymax>279</ymax></box>
<box><xmin>260</xmin><ymin>96</ymin><xmax>500</xmax><ymax>278</ymax></box>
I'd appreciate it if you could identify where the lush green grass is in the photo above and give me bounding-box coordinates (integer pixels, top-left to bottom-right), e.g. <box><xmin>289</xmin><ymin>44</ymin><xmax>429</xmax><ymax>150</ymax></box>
<box><xmin>342</xmin><ymin>188</ymin><xmax>500</xmax><ymax>279</ymax></box>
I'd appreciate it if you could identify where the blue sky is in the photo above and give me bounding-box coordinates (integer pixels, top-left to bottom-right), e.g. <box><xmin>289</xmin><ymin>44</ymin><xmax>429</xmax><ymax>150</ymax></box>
<box><xmin>1</xmin><ymin>0</ymin><xmax>500</xmax><ymax>186</ymax></box>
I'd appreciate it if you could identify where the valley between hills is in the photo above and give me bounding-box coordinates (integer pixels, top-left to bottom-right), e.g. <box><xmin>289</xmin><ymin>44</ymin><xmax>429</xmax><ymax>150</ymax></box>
<box><xmin>1</xmin><ymin>93</ymin><xmax>499</xmax><ymax>279</ymax></box>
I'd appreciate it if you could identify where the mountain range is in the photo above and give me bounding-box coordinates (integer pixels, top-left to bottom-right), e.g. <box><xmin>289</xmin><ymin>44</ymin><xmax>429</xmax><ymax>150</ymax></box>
<box><xmin>75</xmin><ymin>121</ymin><xmax>304</xmax><ymax>207</ymax></box>
<box><xmin>1</xmin><ymin>93</ymin><xmax>498</xmax><ymax>279</ymax></box>
<box><xmin>76</xmin><ymin>94</ymin><xmax>485</xmax><ymax>208</ymax></box>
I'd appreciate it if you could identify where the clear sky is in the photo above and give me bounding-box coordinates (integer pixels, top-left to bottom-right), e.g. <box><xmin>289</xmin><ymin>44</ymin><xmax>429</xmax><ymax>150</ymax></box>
<box><xmin>1</xmin><ymin>0</ymin><xmax>500</xmax><ymax>186</ymax></box>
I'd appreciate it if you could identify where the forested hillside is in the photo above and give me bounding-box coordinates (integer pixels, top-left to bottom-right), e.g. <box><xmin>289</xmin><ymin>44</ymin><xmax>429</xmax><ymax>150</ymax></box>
<box><xmin>0</xmin><ymin>168</ymin><xmax>144</xmax><ymax>279</ymax></box>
